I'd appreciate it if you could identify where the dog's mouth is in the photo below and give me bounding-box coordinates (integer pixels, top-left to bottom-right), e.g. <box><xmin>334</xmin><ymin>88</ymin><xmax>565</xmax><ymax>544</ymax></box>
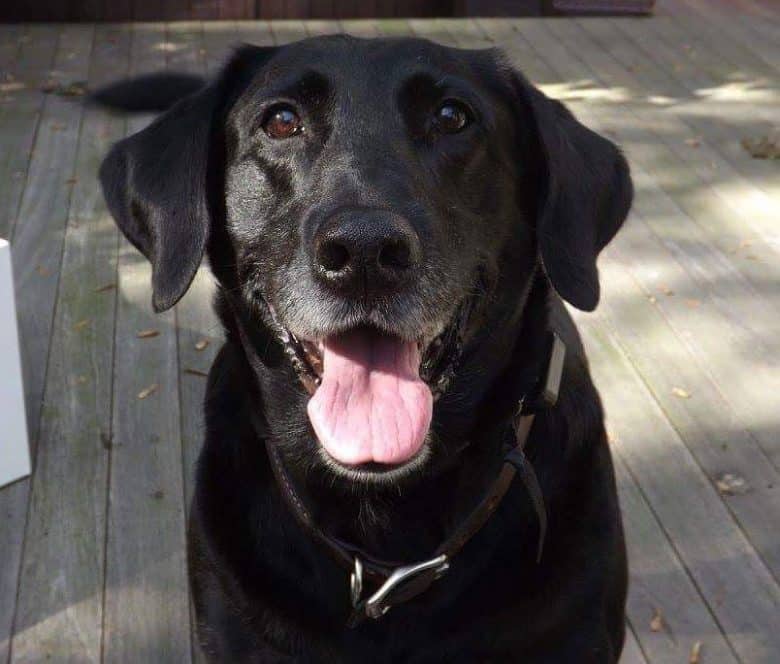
<box><xmin>264</xmin><ymin>300</ymin><xmax>470</xmax><ymax>469</ymax></box>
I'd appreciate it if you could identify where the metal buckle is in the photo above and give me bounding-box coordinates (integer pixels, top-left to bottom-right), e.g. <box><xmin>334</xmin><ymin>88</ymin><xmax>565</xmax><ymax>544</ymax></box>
<box><xmin>350</xmin><ymin>554</ymin><xmax>450</xmax><ymax>621</ymax></box>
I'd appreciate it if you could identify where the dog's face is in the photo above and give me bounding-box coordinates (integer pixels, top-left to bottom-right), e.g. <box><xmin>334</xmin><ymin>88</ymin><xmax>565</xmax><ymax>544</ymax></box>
<box><xmin>100</xmin><ymin>36</ymin><xmax>631</xmax><ymax>481</ymax></box>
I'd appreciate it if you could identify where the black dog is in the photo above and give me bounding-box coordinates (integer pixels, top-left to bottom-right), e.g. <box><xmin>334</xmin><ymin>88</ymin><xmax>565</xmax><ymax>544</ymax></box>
<box><xmin>97</xmin><ymin>35</ymin><xmax>632</xmax><ymax>663</ymax></box>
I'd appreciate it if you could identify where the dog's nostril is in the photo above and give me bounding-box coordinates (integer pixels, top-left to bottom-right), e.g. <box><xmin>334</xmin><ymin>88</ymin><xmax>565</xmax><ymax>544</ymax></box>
<box><xmin>378</xmin><ymin>239</ymin><xmax>412</xmax><ymax>272</ymax></box>
<box><xmin>317</xmin><ymin>240</ymin><xmax>351</xmax><ymax>273</ymax></box>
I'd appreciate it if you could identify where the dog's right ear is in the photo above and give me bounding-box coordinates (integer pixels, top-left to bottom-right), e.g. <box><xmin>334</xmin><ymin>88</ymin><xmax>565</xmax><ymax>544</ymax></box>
<box><xmin>99</xmin><ymin>45</ymin><xmax>276</xmax><ymax>312</ymax></box>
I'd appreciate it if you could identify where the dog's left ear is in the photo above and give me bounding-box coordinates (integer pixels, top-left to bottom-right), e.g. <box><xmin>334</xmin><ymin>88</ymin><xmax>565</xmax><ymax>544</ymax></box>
<box><xmin>512</xmin><ymin>72</ymin><xmax>633</xmax><ymax>311</ymax></box>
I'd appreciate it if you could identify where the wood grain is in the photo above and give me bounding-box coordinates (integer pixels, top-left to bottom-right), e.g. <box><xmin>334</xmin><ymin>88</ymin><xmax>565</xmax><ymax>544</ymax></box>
<box><xmin>10</xmin><ymin>24</ymin><xmax>129</xmax><ymax>663</ymax></box>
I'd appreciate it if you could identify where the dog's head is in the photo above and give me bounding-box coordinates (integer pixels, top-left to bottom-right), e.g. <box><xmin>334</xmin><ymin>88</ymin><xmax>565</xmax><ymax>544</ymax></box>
<box><xmin>101</xmin><ymin>36</ymin><xmax>631</xmax><ymax>481</ymax></box>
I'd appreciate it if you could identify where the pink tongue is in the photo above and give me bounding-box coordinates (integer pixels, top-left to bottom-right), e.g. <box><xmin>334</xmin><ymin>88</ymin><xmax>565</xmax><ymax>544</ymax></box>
<box><xmin>307</xmin><ymin>329</ymin><xmax>433</xmax><ymax>466</ymax></box>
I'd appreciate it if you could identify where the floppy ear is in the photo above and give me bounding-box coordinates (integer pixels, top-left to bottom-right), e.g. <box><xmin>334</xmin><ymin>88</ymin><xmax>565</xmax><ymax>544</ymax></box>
<box><xmin>513</xmin><ymin>73</ymin><xmax>633</xmax><ymax>311</ymax></box>
<box><xmin>99</xmin><ymin>46</ymin><xmax>276</xmax><ymax>312</ymax></box>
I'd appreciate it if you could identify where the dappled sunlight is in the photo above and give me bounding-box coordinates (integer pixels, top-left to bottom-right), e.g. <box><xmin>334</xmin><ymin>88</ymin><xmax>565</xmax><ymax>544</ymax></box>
<box><xmin>539</xmin><ymin>80</ymin><xmax>633</xmax><ymax>103</ymax></box>
<box><xmin>1</xmin><ymin>8</ymin><xmax>778</xmax><ymax>661</ymax></box>
<box><xmin>152</xmin><ymin>40</ymin><xmax>185</xmax><ymax>53</ymax></box>
<box><xmin>694</xmin><ymin>79</ymin><xmax>778</xmax><ymax>103</ymax></box>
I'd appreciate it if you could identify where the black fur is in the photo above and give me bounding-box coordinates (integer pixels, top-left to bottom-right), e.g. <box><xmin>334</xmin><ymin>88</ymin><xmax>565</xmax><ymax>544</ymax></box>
<box><xmin>96</xmin><ymin>35</ymin><xmax>632</xmax><ymax>663</ymax></box>
<box><xmin>89</xmin><ymin>71</ymin><xmax>206</xmax><ymax>112</ymax></box>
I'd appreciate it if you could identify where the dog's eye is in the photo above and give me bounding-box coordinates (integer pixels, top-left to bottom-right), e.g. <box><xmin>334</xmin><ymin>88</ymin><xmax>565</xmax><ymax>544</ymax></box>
<box><xmin>263</xmin><ymin>105</ymin><xmax>303</xmax><ymax>139</ymax></box>
<box><xmin>434</xmin><ymin>101</ymin><xmax>471</xmax><ymax>134</ymax></box>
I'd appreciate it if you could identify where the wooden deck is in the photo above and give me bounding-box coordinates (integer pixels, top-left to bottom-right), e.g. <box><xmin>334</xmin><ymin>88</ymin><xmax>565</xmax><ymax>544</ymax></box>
<box><xmin>1</xmin><ymin>2</ymin><xmax>779</xmax><ymax>661</ymax></box>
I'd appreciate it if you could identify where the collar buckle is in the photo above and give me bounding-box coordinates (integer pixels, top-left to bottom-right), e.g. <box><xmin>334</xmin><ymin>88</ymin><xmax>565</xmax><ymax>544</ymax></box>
<box><xmin>349</xmin><ymin>554</ymin><xmax>450</xmax><ymax>626</ymax></box>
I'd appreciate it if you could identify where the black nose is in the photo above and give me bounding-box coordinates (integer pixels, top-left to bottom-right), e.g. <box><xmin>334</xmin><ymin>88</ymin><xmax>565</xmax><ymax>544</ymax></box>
<box><xmin>313</xmin><ymin>208</ymin><xmax>422</xmax><ymax>295</ymax></box>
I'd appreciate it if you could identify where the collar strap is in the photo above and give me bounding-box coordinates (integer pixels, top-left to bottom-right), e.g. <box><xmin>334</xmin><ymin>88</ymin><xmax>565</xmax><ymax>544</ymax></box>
<box><xmin>231</xmin><ymin>295</ymin><xmax>565</xmax><ymax>627</ymax></box>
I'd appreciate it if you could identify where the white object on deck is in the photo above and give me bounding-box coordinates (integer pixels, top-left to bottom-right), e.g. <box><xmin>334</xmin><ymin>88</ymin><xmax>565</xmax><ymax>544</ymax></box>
<box><xmin>0</xmin><ymin>238</ymin><xmax>30</xmax><ymax>487</ymax></box>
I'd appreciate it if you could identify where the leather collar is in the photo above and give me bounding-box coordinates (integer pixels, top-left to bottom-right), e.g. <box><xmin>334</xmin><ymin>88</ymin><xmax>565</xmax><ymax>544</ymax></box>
<box><xmin>230</xmin><ymin>295</ymin><xmax>565</xmax><ymax>627</ymax></box>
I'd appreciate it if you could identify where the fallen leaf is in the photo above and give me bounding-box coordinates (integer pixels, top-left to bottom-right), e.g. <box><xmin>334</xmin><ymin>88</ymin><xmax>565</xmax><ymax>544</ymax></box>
<box><xmin>741</xmin><ymin>130</ymin><xmax>780</xmax><ymax>160</ymax></box>
<box><xmin>73</xmin><ymin>318</ymin><xmax>91</xmax><ymax>331</ymax></box>
<box><xmin>95</xmin><ymin>283</ymin><xmax>116</xmax><ymax>293</ymax></box>
<box><xmin>40</xmin><ymin>80</ymin><xmax>87</xmax><ymax>97</ymax></box>
<box><xmin>65</xmin><ymin>176</ymin><xmax>78</xmax><ymax>185</ymax></box>
<box><xmin>716</xmin><ymin>473</ymin><xmax>749</xmax><ymax>496</ymax></box>
<box><xmin>194</xmin><ymin>338</ymin><xmax>210</xmax><ymax>351</ymax></box>
<box><xmin>647</xmin><ymin>295</ymin><xmax>657</xmax><ymax>304</ymax></box>
<box><xmin>672</xmin><ymin>387</ymin><xmax>691</xmax><ymax>399</ymax></box>
<box><xmin>36</xmin><ymin>265</ymin><xmax>49</xmax><ymax>276</ymax></box>
<box><xmin>136</xmin><ymin>328</ymin><xmax>160</xmax><ymax>339</ymax></box>
<box><xmin>0</xmin><ymin>81</ymin><xmax>25</xmax><ymax>93</ymax></box>
<box><xmin>650</xmin><ymin>607</ymin><xmax>664</xmax><ymax>632</ymax></box>
<box><xmin>137</xmin><ymin>383</ymin><xmax>158</xmax><ymax>400</ymax></box>
<box><xmin>684</xmin><ymin>137</ymin><xmax>701</xmax><ymax>148</ymax></box>
<box><xmin>685</xmin><ymin>299</ymin><xmax>701</xmax><ymax>308</ymax></box>
<box><xmin>689</xmin><ymin>641</ymin><xmax>702</xmax><ymax>663</ymax></box>
<box><xmin>659</xmin><ymin>285</ymin><xmax>674</xmax><ymax>296</ymax></box>
<box><xmin>184</xmin><ymin>368</ymin><xmax>208</xmax><ymax>378</ymax></box>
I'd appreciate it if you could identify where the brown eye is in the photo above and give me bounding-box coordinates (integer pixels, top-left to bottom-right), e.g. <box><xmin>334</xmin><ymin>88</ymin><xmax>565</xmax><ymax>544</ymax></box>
<box><xmin>435</xmin><ymin>101</ymin><xmax>470</xmax><ymax>134</ymax></box>
<box><xmin>263</xmin><ymin>105</ymin><xmax>303</xmax><ymax>139</ymax></box>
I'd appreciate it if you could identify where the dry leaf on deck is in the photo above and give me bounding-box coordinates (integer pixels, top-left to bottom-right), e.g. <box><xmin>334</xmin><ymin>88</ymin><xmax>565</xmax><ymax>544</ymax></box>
<box><xmin>672</xmin><ymin>387</ymin><xmax>691</xmax><ymax>399</ymax></box>
<box><xmin>73</xmin><ymin>318</ymin><xmax>91</xmax><ymax>331</ymax></box>
<box><xmin>136</xmin><ymin>329</ymin><xmax>160</xmax><ymax>339</ymax></box>
<box><xmin>184</xmin><ymin>368</ymin><xmax>209</xmax><ymax>378</ymax></box>
<box><xmin>194</xmin><ymin>339</ymin><xmax>210</xmax><ymax>351</ymax></box>
<box><xmin>137</xmin><ymin>383</ymin><xmax>158</xmax><ymax>400</ymax></box>
<box><xmin>741</xmin><ymin>130</ymin><xmax>780</xmax><ymax>159</ymax></box>
<box><xmin>650</xmin><ymin>607</ymin><xmax>664</xmax><ymax>632</ymax></box>
<box><xmin>716</xmin><ymin>473</ymin><xmax>749</xmax><ymax>496</ymax></box>
<box><xmin>689</xmin><ymin>641</ymin><xmax>702</xmax><ymax>663</ymax></box>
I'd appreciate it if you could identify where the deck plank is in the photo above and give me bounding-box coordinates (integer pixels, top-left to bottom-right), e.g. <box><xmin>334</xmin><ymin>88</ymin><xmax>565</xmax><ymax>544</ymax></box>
<box><xmin>581</xmin><ymin>317</ymin><xmax>780</xmax><ymax>662</ymax></box>
<box><xmin>476</xmin><ymin>17</ymin><xmax>780</xmax><ymax>661</ymax></box>
<box><xmin>0</xmin><ymin>9</ymin><xmax>778</xmax><ymax>662</ymax></box>
<box><xmin>514</xmin><ymin>19</ymin><xmax>780</xmax><ymax>466</ymax></box>
<box><xmin>539</xmin><ymin>18</ymin><xmax>779</xmax><ymax>266</ymax></box>
<box><xmin>613</xmin><ymin>455</ymin><xmax>736</xmax><ymax>663</ymax></box>
<box><xmin>102</xmin><ymin>22</ymin><xmax>191</xmax><ymax>664</ymax></box>
<box><xmin>678</xmin><ymin>0</ymin><xmax>780</xmax><ymax>72</ymax></box>
<box><xmin>9</xmin><ymin>24</ymin><xmax>130</xmax><ymax>664</ymax></box>
<box><xmin>0</xmin><ymin>24</ymin><xmax>62</xmax><ymax>664</ymax></box>
<box><xmin>9</xmin><ymin>23</ymin><xmax>94</xmax><ymax>453</ymax></box>
<box><xmin>619</xmin><ymin>627</ymin><xmax>648</xmax><ymax>664</ymax></box>
<box><xmin>548</xmin><ymin>19</ymin><xmax>780</xmax><ymax>467</ymax></box>
<box><xmin>0</xmin><ymin>26</ymin><xmax>59</xmax><ymax>241</ymax></box>
<box><xmin>589</xmin><ymin>17</ymin><xmax>778</xmax><ymax>198</ymax></box>
<box><xmin>5</xmin><ymin>26</ymin><xmax>95</xmax><ymax>660</ymax></box>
